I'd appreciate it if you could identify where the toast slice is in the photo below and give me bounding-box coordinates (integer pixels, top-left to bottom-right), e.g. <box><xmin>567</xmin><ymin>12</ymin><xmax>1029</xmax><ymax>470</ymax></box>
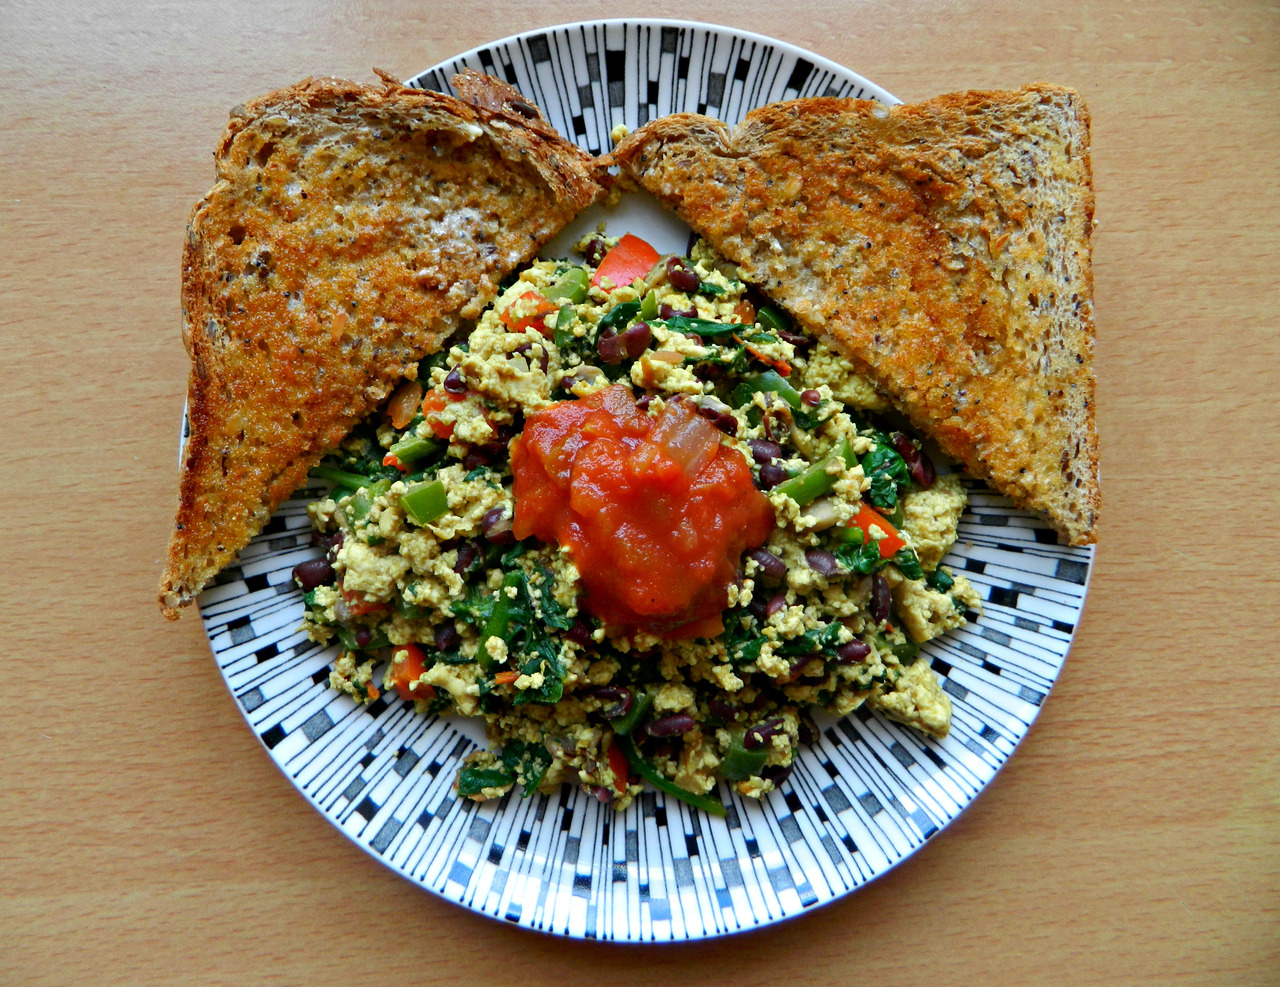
<box><xmin>611</xmin><ymin>85</ymin><xmax>1098</xmax><ymax>545</ymax></box>
<box><xmin>159</xmin><ymin>72</ymin><xmax>603</xmax><ymax>617</ymax></box>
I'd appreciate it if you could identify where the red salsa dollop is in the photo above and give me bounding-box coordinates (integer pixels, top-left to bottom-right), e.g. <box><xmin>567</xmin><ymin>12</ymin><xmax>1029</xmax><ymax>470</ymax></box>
<box><xmin>511</xmin><ymin>384</ymin><xmax>775</xmax><ymax>638</ymax></box>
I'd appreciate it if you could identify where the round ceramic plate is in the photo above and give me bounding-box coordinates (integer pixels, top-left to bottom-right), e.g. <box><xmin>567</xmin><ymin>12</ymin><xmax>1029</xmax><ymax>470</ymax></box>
<box><xmin>196</xmin><ymin>20</ymin><xmax>1094</xmax><ymax>941</ymax></box>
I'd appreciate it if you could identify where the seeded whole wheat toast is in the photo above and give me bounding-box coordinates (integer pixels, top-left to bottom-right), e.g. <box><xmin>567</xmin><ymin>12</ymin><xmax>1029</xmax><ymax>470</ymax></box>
<box><xmin>611</xmin><ymin>84</ymin><xmax>1098</xmax><ymax>545</ymax></box>
<box><xmin>159</xmin><ymin>71</ymin><xmax>603</xmax><ymax>617</ymax></box>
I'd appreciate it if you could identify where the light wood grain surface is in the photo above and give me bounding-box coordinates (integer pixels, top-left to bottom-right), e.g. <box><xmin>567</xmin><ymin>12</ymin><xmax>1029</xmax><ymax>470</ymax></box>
<box><xmin>4</xmin><ymin>0</ymin><xmax>1278</xmax><ymax>983</ymax></box>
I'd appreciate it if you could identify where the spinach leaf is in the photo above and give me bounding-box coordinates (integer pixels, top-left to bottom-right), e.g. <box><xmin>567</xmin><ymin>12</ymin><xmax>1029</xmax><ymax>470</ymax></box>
<box><xmin>596</xmin><ymin>300</ymin><xmax>640</xmax><ymax>338</ymax></box>
<box><xmin>459</xmin><ymin>567</ymin><xmax>573</xmax><ymax>706</ymax></box>
<box><xmin>721</xmin><ymin>611</ymin><xmax>766</xmax><ymax>665</ymax></box>
<box><xmin>456</xmin><ymin>765</ymin><xmax>514</xmax><ymax>798</ymax></box>
<box><xmin>834</xmin><ymin>538</ymin><xmax>886</xmax><ymax>575</ymax></box>
<box><xmin>776</xmin><ymin>621</ymin><xmax>843</xmax><ymax>657</ymax></box>
<box><xmin>893</xmin><ymin>547</ymin><xmax>925</xmax><ymax>581</ymax></box>
<box><xmin>926</xmin><ymin>567</ymin><xmax>955</xmax><ymax>592</ymax></box>
<box><xmin>450</xmin><ymin>582</ymin><xmax>498</xmax><ymax>627</ymax></box>
<box><xmin>658</xmin><ymin>314</ymin><xmax>741</xmax><ymax>338</ymax></box>
<box><xmin>499</xmin><ymin>739</ymin><xmax>553</xmax><ymax>794</ymax></box>
<box><xmin>860</xmin><ymin>438</ymin><xmax>910</xmax><ymax>511</ymax></box>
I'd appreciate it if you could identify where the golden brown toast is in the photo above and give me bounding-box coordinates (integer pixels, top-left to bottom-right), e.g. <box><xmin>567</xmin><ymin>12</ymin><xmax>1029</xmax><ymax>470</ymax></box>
<box><xmin>160</xmin><ymin>72</ymin><xmax>603</xmax><ymax>617</ymax></box>
<box><xmin>611</xmin><ymin>85</ymin><xmax>1098</xmax><ymax>545</ymax></box>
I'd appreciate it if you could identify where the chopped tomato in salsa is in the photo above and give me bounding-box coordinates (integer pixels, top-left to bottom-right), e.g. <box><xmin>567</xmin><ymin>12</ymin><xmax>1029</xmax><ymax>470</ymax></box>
<box><xmin>511</xmin><ymin>384</ymin><xmax>775</xmax><ymax>638</ymax></box>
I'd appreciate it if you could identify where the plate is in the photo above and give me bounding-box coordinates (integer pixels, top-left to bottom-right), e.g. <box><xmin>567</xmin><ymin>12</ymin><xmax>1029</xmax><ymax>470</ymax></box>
<box><xmin>196</xmin><ymin>20</ymin><xmax>1094</xmax><ymax>941</ymax></box>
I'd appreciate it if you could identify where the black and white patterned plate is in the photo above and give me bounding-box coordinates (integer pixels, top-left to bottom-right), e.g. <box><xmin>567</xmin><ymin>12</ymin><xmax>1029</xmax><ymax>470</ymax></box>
<box><xmin>196</xmin><ymin>21</ymin><xmax>1094</xmax><ymax>941</ymax></box>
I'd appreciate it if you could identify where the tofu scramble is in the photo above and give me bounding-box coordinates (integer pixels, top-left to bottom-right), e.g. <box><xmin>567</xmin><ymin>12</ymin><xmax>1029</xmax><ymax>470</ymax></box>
<box><xmin>296</xmin><ymin>232</ymin><xmax>980</xmax><ymax>815</ymax></box>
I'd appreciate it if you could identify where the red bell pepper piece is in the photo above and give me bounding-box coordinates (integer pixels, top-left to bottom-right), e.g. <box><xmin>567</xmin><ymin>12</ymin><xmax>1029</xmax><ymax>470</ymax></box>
<box><xmin>591</xmin><ymin>233</ymin><xmax>660</xmax><ymax>291</ymax></box>
<box><xmin>848</xmin><ymin>501</ymin><xmax>906</xmax><ymax>559</ymax></box>
<box><xmin>500</xmin><ymin>290</ymin><xmax>558</xmax><ymax>336</ymax></box>
<box><xmin>387</xmin><ymin>643</ymin><xmax>437</xmax><ymax>702</ymax></box>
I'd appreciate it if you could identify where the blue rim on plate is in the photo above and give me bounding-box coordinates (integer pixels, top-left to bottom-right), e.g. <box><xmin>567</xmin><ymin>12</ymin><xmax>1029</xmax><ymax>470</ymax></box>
<box><xmin>194</xmin><ymin>20</ymin><xmax>1094</xmax><ymax>942</ymax></box>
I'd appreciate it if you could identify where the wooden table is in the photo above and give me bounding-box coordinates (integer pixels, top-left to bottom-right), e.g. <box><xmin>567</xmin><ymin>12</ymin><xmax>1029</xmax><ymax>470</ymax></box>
<box><xmin>5</xmin><ymin>1</ymin><xmax>1277</xmax><ymax>982</ymax></box>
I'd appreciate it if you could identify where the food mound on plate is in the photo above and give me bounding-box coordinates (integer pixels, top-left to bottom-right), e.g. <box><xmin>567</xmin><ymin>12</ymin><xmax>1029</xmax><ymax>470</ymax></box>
<box><xmin>296</xmin><ymin>233</ymin><xmax>981</xmax><ymax>814</ymax></box>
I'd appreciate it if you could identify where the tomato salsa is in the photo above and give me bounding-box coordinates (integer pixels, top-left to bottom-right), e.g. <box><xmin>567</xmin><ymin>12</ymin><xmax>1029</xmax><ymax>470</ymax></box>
<box><xmin>511</xmin><ymin>384</ymin><xmax>774</xmax><ymax>638</ymax></box>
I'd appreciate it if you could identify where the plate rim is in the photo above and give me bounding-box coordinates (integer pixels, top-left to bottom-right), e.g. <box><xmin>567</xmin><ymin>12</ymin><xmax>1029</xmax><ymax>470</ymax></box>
<box><xmin>411</xmin><ymin>17</ymin><xmax>901</xmax><ymax>106</ymax></box>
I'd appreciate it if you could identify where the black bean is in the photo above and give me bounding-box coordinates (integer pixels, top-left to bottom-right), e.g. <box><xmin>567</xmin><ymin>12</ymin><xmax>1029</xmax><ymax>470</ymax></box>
<box><xmin>593</xmin><ymin>785</ymin><xmax>615</xmax><ymax>804</ymax></box>
<box><xmin>443</xmin><ymin>367</ymin><xmax>467</xmax><ymax>393</ymax></box>
<box><xmin>709</xmin><ymin>697</ymin><xmax>740</xmax><ymax>721</ymax></box>
<box><xmin>292</xmin><ymin>557</ymin><xmax>334</xmax><ymax>590</ymax></box>
<box><xmin>636</xmin><ymin>394</ymin><xmax>653</xmax><ymax>412</ymax></box>
<box><xmin>757</xmin><ymin>463</ymin><xmax>788</xmax><ymax>490</ymax></box>
<box><xmin>765</xmin><ymin>592</ymin><xmax>788</xmax><ymax>618</ymax></box>
<box><xmin>684</xmin><ymin>230</ymin><xmax>699</xmax><ymax>258</ymax></box>
<box><xmin>462</xmin><ymin>449</ymin><xmax>489</xmax><ymax>472</ymax></box>
<box><xmin>538</xmin><ymin>345</ymin><xmax>549</xmax><ymax>374</ymax></box>
<box><xmin>747</xmin><ymin>596</ymin><xmax>767</xmax><ymax>622</ymax></box>
<box><xmin>583</xmin><ymin>238</ymin><xmax>608</xmax><ymax>267</ymax></box>
<box><xmin>748</xmin><ymin>439</ymin><xmax>782</xmax><ymax>464</ymax></box>
<box><xmin>658</xmin><ymin>302</ymin><xmax>698</xmax><ymax>320</ymax></box>
<box><xmin>481</xmin><ymin>507</ymin><xmax>514</xmax><ymax>545</ymax></box>
<box><xmin>761</xmin><ymin>763</ymin><xmax>793</xmax><ymax>785</ymax></box>
<box><xmin>870</xmin><ymin>572</ymin><xmax>892</xmax><ymax>624</ymax></box>
<box><xmin>744</xmin><ymin>717</ymin><xmax>785</xmax><ymax>749</ymax></box>
<box><xmin>776</xmin><ymin>328</ymin><xmax>813</xmax><ymax>349</ymax></box>
<box><xmin>797</xmin><ymin>716</ymin><xmax>817</xmax><ymax>747</ymax></box>
<box><xmin>799</xmin><ymin>657</ymin><xmax>827</xmax><ymax>680</ymax></box>
<box><xmin>800</xmin><ymin>389</ymin><xmax>822</xmax><ymax>407</ymax></box>
<box><xmin>597</xmin><ymin>322</ymin><xmax>651</xmax><ymax>364</ymax></box>
<box><xmin>434</xmin><ymin>622</ymin><xmax>460</xmax><ymax>652</ymax></box>
<box><xmin>787</xmin><ymin>654</ymin><xmax>820</xmax><ymax>681</ymax></box>
<box><xmin>666</xmin><ymin>256</ymin><xmax>701</xmax><ymax>294</ymax></box>
<box><xmin>596</xmin><ymin>329</ymin><xmax>625</xmax><ymax>364</ymax></box>
<box><xmin>621</xmin><ymin>322</ymin><xmax>651</xmax><ymax>358</ymax></box>
<box><xmin>453</xmin><ymin>542</ymin><xmax>477</xmax><ymax>574</ymax></box>
<box><xmin>354</xmin><ymin>627</ymin><xmax>373</xmax><ymax>648</ymax></box>
<box><xmin>747</xmin><ymin>547</ymin><xmax>787</xmax><ymax>580</ymax></box>
<box><xmin>891</xmin><ymin>431</ymin><xmax>936</xmax><ymax>487</ymax></box>
<box><xmin>805</xmin><ymin>548</ymin><xmax>841</xmax><ymax>576</ymax></box>
<box><xmin>312</xmin><ymin>529</ymin><xmax>344</xmax><ymax>561</ymax></box>
<box><xmin>565</xmin><ymin>617</ymin><xmax>593</xmax><ymax>647</ymax></box>
<box><xmin>485</xmin><ymin>422</ymin><xmax>518</xmax><ymax>453</ymax></box>
<box><xmin>646</xmin><ymin>714</ymin><xmax>697</xmax><ymax>738</ymax></box>
<box><xmin>589</xmin><ymin>685</ymin><xmax>633</xmax><ymax>721</ymax></box>
<box><xmin>695</xmin><ymin>402</ymin><xmax>737</xmax><ymax>436</ymax></box>
<box><xmin>834</xmin><ymin>640</ymin><xmax>872</xmax><ymax>665</ymax></box>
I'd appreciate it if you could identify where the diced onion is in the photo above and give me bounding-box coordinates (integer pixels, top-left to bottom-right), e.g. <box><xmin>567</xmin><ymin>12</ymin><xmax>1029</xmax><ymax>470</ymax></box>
<box><xmin>387</xmin><ymin>381</ymin><xmax>424</xmax><ymax>429</ymax></box>
<box><xmin>649</xmin><ymin>400</ymin><xmax>719</xmax><ymax>477</ymax></box>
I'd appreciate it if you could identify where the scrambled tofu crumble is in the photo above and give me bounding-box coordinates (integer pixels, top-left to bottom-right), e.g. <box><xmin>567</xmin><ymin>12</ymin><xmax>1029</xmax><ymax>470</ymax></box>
<box><xmin>297</xmin><ymin>233</ymin><xmax>979</xmax><ymax>815</ymax></box>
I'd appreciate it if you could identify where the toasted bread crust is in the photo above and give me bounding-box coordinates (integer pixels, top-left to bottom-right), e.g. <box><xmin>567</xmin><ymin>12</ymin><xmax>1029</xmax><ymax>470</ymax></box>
<box><xmin>160</xmin><ymin>74</ymin><xmax>602</xmax><ymax>617</ymax></box>
<box><xmin>611</xmin><ymin>85</ymin><xmax>1098</xmax><ymax>545</ymax></box>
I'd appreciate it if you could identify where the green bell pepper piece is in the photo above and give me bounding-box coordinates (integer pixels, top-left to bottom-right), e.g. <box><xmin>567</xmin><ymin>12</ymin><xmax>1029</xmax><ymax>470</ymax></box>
<box><xmin>477</xmin><ymin>572</ymin><xmax>523</xmax><ymax>670</ymax></box>
<box><xmin>755</xmin><ymin>303</ymin><xmax>793</xmax><ymax>334</ymax></box>
<box><xmin>544</xmin><ymin>267</ymin><xmax>590</xmax><ymax>304</ymax></box>
<box><xmin>388</xmin><ymin>433</ymin><xmax>441</xmax><ymax>465</ymax></box>
<box><xmin>401</xmin><ymin>479</ymin><xmax>448</xmax><ymax>526</ymax></box>
<box><xmin>609</xmin><ymin>689</ymin><xmax>653</xmax><ymax>736</ymax></box>
<box><xmin>773</xmin><ymin>438</ymin><xmax>856</xmax><ymax>506</ymax></box>
<box><xmin>615</xmin><ymin>733</ymin><xmax>726</xmax><ymax>817</ymax></box>
<box><xmin>719</xmin><ymin>731</ymin><xmax>769</xmax><ymax>781</ymax></box>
